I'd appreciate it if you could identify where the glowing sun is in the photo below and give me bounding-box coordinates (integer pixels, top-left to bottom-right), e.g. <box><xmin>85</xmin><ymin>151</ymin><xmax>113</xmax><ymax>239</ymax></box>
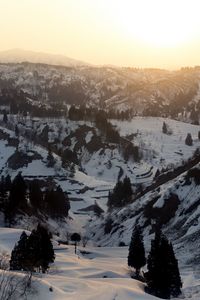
<box><xmin>115</xmin><ymin>0</ymin><xmax>200</xmax><ymax>48</ymax></box>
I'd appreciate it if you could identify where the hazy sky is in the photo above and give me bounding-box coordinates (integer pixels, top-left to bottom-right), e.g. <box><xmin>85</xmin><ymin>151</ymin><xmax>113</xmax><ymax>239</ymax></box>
<box><xmin>1</xmin><ymin>0</ymin><xmax>200</xmax><ymax>69</ymax></box>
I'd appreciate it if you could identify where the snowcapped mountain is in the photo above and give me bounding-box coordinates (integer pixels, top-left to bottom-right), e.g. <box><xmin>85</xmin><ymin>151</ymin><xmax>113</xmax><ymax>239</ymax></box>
<box><xmin>0</xmin><ymin>49</ymin><xmax>88</xmax><ymax>67</ymax></box>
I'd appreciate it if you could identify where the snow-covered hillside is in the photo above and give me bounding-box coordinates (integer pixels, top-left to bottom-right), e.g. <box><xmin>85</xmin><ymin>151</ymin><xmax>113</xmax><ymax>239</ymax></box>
<box><xmin>112</xmin><ymin>117</ymin><xmax>200</xmax><ymax>169</ymax></box>
<box><xmin>0</xmin><ymin>115</ymin><xmax>200</xmax><ymax>236</ymax></box>
<box><xmin>1</xmin><ymin>62</ymin><xmax>200</xmax><ymax>120</ymax></box>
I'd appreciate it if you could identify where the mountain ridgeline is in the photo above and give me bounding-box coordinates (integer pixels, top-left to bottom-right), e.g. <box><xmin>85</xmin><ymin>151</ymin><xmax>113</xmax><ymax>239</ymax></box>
<box><xmin>0</xmin><ymin>62</ymin><xmax>200</xmax><ymax>123</ymax></box>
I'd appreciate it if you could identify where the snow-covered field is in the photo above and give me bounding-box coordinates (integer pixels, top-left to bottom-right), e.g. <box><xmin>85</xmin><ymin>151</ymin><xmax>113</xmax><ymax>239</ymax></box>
<box><xmin>0</xmin><ymin>227</ymin><xmax>200</xmax><ymax>300</ymax></box>
<box><xmin>113</xmin><ymin>117</ymin><xmax>200</xmax><ymax>169</ymax></box>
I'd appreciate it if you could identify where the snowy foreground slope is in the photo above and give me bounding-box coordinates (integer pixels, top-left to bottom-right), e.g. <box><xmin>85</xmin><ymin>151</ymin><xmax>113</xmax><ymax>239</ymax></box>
<box><xmin>0</xmin><ymin>228</ymin><xmax>157</xmax><ymax>300</ymax></box>
<box><xmin>0</xmin><ymin>227</ymin><xmax>200</xmax><ymax>300</ymax></box>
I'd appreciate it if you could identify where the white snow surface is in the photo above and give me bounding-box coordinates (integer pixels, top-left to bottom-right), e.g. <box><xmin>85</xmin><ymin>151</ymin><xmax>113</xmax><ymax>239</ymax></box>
<box><xmin>0</xmin><ymin>227</ymin><xmax>199</xmax><ymax>300</ymax></box>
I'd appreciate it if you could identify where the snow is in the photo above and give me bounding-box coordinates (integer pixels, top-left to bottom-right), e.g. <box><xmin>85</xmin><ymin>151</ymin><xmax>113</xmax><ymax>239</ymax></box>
<box><xmin>0</xmin><ymin>227</ymin><xmax>200</xmax><ymax>299</ymax></box>
<box><xmin>0</xmin><ymin>228</ymin><xmax>156</xmax><ymax>300</ymax></box>
<box><xmin>112</xmin><ymin>117</ymin><xmax>200</xmax><ymax>169</ymax></box>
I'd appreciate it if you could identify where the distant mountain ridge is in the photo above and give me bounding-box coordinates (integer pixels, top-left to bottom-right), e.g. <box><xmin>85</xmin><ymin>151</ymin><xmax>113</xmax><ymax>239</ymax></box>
<box><xmin>0</xmin><ymin>49</ymin><xmax>89</xmax><ymax>67</ymax></box>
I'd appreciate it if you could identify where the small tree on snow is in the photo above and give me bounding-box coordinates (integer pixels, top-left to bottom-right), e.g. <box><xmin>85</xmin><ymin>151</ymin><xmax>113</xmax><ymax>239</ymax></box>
<box><xmin>185</xmin><ymin>133</ymin><xmax>193</xmax><ymax>146</ymax></box>
<box><xmin>128</xmin><ymin>225</ymin><xmax>146</xmax><ymax>278</ymax></box>
<box><xmin>71</xmin><ymin>233</ymin><xmax>81</xmax><ymax>254</ymax></box>
<box><xmin>162</xmin><ymin>122</ymin><xmax>168</xmax><ymax>134</ymax></box>
<box><xmin>162</xmin><ymin>122</ymin><xmax>172</xmax><ymax>135</ymax></box>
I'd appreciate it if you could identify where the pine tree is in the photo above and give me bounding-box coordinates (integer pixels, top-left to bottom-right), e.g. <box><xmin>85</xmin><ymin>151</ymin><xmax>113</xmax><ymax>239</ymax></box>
<box><xmin>55</xmin><ymin>186</ymin><xmax>70</xmax><ymax>217</ymax></box>
<box><xmin>10</xmin><ymin>231</ymin><xmax>29</xmax><ymax>271</ymax></box>
<box><xmin>162</xmin><ymin>122</ymin><xmax>167</xmax><ymax>134</ymax></box>
<box><xmin>185</xmin><ymin>133</ymin><xmax>193</xmax><ymax>146</ymax></box>
<box><xmin>27</xmin><ymin>224</ymin><xmax>55</xmax><ymax>273</ymax></box>
<box><xmin>15</xmin><ymin>125</ymin><xmax>19</xmax><ymax>137</ymax></box>
<box><xmin>29</xmin><ymin>180</ymin><xmax>43</xmax><ymax>211</ymax></box>
<box><xmin>6</xmin><ymin>172</ymin><xmax>27</xmax><ymax>222</ymax></box>
<box><xmin>46</xmin><ymin>148</ymin><xmax>55</xmax><ymax>167</ymax></box>
<box><xmin>44</xmin><ymin>187</ymin><xmax>70</xmax><ymax>218</ymax></box>
<box><xmin>107</xmin><ymin>176</ymin><xmax>132</xmax><ymax>208</ymax></box>
<box><xmin>0</xmin><ymin>176</ymin><xmax>7</xmax><ymax>212</ymax></box>
<box><xmin>146</xmin><ymin>228</ymin><xmax>182</xmax><ymax>299</ymax></box>
<box><xmin>123</xmin><ymin>176</ymin><xmax>132</xmax><ymax>201</ymax></box>
<box><xmin>5</xmin><ymin>174</ymin><xmax>11</xmax><ymax>191</ymax></box>
<box><xmin>128</xmin><ymin>225</ymin><xmax>146</xmax><ymax>278</ymax></box>
<box><xmin>167</xmin><ymin>242</ymin><xmax>182</xmax><ymax>297</ymax></box>
<box><xmin>3</xmin><ymin>111</ymin><xmax>8</xmax><ymax>124</ymax></box>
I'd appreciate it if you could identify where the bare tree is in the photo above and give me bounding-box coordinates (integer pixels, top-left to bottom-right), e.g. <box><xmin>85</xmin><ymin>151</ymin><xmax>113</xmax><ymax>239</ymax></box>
<box><xmin>0</xmin><ymin>252</ymin><xmax>34</xmax><ymax>300</ymax></box>
<box><xmin>82</xmin><ymin>236</ymin><xmax>89</xmax><ymax>248</ymax></box>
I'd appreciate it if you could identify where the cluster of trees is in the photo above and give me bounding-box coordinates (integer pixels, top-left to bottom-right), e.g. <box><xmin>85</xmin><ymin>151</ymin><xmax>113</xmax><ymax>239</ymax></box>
<box><xmin>121</xmin><ymin>142</ymin><xmax>140</xmax><ymax>162</ymax></box>
<box><xmin>68</xmin><ymin>105</ymin><xmax>133</xmax><ymax>122</ymax></box>
<box><xmin>10</xmin><ymin>224</ymin><xmax>55</xmax><ymax>273</ymax></box>
<box><xmin>107</xmin><ymin>176</ymin><xmax>132</xmax><ymax>208</ymax></box>
<box><xmin>128</xmin><ymin>226</ymin><xmax>182</xmax><ymax>299</ymax></box>
<box><xmin>0</xmin><ymin>173</ymin><xmax>70</xmax><ymax>224</ymax></box>
<box><xmin>94</xmin><ymin>111</ymin><xmax>120</xmax><ymax>144</ymax></box>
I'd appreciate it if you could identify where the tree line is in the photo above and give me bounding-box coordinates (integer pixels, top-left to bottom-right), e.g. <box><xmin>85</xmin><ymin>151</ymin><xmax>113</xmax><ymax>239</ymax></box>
<box><xmin>0</xmin><ymin>173</ymin><xmax>70</xmax><ymax>225</ymax></box>
<box><xmin>107</xmin><ymin>176</ymin><xmax>133</xmax><ymax>208</ymax></box>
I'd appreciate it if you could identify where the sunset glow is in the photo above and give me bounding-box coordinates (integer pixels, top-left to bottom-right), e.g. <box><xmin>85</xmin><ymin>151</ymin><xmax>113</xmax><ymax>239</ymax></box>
<box><xmin>114</xmin><ymin>0</ymin><xmax>200</xmax><ymax>48</ymax></box>
<box><xmin>1</xmin><ymin>0</ymin><xmax>200</xmax><ymax>68</ymax></box>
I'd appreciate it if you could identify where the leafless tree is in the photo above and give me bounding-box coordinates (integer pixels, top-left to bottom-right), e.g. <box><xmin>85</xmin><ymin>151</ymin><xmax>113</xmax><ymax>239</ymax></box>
<box><xmin>0</xmin><ymin>252</ymin><xmax>35</xmax><ymax>300</ymax></box>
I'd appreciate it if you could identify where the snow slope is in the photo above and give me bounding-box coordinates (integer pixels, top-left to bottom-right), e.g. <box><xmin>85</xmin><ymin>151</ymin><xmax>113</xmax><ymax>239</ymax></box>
<box><xmin>112</xmin><ymin>117</ymin><xmax>200</xmax><ymax>169</ymax></box>
<box><xmin>1</xmin><ymin>227</ymin><xmax>200</xmax><ymax>299</ymax></box>
<box><xmin>0</xmin><ymin>228</ymin><xmax>157</xmax><ymax>300</ymax></box>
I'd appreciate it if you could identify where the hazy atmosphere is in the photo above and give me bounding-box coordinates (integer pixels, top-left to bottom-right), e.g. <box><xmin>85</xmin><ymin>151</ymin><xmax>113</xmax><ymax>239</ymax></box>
<box><xmin>1</xmin><ymin>0</ymin><xmax>200</xmax><ymax>68</ymax></box>
<box><xmin>1</xmin><ymin>1</ymin><xmax>200</xmax><ymax>300</ymax></box>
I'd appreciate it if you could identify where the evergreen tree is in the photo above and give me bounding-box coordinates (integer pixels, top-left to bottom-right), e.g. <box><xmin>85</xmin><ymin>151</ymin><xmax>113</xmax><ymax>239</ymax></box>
<box><xmin>6</xmin><ymin>172</ymin><xmax>27</xmax><ymax>221</ymax></box>
<box><xmin>167</xmin><ymin>242</ymin><xmax>182</xmax><ymax>297</ymax></box>
<box><xmin>128</xmin><ymin>225</ymin><xmax>146</xmax><ymax>278</ymax></box>
<box><xmin>44</xmin><ymin>187</ymin><xmax>70</xmax><ymax>218</ymax></box>
<box><xmin>15</xmin><ymin>125</ymin><xmax>19</xmax><ymax>137</ymax></box>
<box><xmin>10</xmin><ymin>231</ymin><xmax>29</xmax><ymax>271</ymax></box>
<box><xmin>46</xmin><ymin>148</ymin><xmax>55</xmax><ymax>167</ymax></box>
<box><xmin>27</xmin><ymin>224</ymin><xmax>55</xmax><ymax>273</ymax></box>
<box><xmin>0</xmin><ymin>176</ymin><xmax>7</xmax><ymax>212</ymax></box>
<box><xmin>123</xmin><ymin>176</ymin><xmax>132</xmax><ymax>199</ymax></box>
<box><xmin>162</xmin><ymin>121</ymin><xmax>167</xmax><ymax>134</ymax></box>
<box><xmin>54</xmin><ymin>186</ymin><xmax>70</xmax><ymax>217</ymax></box>
<box><xmin>5</xmin><ymin>174</ymin><xmax>11</xmax><ymax>191</ymax></box>
<box><xmin>146</xmin><ymin>228</ymin><xmax>182</xmax><ymax>299</ymax></box>
<box><xmin>107</xmin><ymin>176</ymin><xmax>132</xmax><ymax>208</ymax></box>
<box><xmin>185</xmin><ymin>133</ymin><xmax>193</xmax><ymax>146</ymax></box>
<box><xmin>3</xmin><ymin>111</ymin><xmax>8</xmax><ymax>123</ymax></box>
<box><xmin>29</xmin><ymin>180</ymin><xmax>43</xmax><ymax>211</ymax></box>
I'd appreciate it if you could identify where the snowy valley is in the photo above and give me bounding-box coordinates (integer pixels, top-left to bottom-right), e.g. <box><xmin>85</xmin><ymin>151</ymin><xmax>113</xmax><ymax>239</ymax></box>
<box><xmin>0</xmin><ymin>63</ymin><xmax>200</xmax><ymax>299</ymax></box>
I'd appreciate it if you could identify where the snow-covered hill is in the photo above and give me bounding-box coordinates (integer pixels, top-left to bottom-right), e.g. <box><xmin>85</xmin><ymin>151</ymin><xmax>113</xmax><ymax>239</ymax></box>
<box><xmin>0</xmin><ymin>49</ymin><xmax>88</xmax><ymax>67</ymax></box>
<box><xmin>0</xmin><ymin>62</ymin><xmax>200</xmax><ymax>120</ymax></box>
